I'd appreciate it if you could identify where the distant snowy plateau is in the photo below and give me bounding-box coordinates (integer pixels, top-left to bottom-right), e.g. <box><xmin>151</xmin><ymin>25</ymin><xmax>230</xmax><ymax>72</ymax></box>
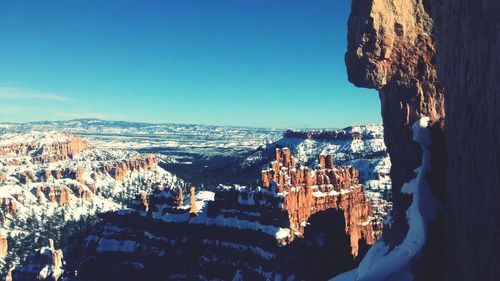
<box><xmin>0</xmin><ymin>119</ymin><xmax>391</xmax><ymax>279</ymax></box>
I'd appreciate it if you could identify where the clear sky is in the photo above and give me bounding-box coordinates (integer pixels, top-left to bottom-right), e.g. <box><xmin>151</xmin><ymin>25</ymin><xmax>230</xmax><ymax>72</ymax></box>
<box><xmin>0</xmin><ymin>0</ymin><xmax>380</xmax><ymax>129</ymax></box>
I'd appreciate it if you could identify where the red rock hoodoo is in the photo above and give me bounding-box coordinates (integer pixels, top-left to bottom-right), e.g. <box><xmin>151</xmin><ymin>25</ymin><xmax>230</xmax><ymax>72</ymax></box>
<box><xmin>104</xmin><ymin>156</ymin><xmax>158</xmax><ymax>182</ymax></box>
<box><xmin>0</xmin><ymin>133</ymin><xmax>89</xmax><ymax>163</ymax></box>
<box><xmin>0</xmin><ymin>234</ymin><xmax>7</xmax><ymax>257</ymax></box>
<box><xmin>261</xmin><ymin>148</ymin><xmax>377</xmax><ymax>255</ymax></box>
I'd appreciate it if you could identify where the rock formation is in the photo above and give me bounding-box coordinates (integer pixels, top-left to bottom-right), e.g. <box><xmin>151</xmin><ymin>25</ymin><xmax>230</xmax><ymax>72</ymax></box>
<box><xmin>0</xmin><ymin>198</ymin><xmax>17</xmax><ymax>216</ymax></box>
<box><xmin>345</xmin><ymin>0</ymin><xmax>499</xmax><ymax>280</ymax></box>
<box><xmin>103</xmin><ymin>156</ymin><xmax>158</xmax><ymax>182</ymax></box>
<box><xmin>261</xmin><ymin>148</ymin><xmax>378</xmax><ymax>254</ymax></box>
<box><xmin>0</xmin><ymin>132</ymin><xmax>89</xmax><ymax>163</ymax></box>
<box><xmin>0</xmin><ymin>234</ymin><xmax>7</xmax><ymax>257</ymax></box>
<box><xmin>80</xmin><ymin>149</ymin><xmax>379</xmax><ymax>280</ymax></box>
<box><xmin>36</xmin><ymin>186</ymin><xmax>72</xmax><ymax>206</ymax></box>
<box><xmin>189</xmin><ymin>186</ymin><xmax>197</xmax><ymax>214</ymax></box>
<box><xmin>346</xmin><ymin>0</ymin><xmax>445</xmax><ymax>246</ymax></box>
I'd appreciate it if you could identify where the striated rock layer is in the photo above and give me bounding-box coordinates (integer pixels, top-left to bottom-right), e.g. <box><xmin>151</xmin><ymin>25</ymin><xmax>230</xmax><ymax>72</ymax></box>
<box><xmin>80</xmin><ymin>149</ymin><xmax>380</xmax><ymax>280</ymax></box>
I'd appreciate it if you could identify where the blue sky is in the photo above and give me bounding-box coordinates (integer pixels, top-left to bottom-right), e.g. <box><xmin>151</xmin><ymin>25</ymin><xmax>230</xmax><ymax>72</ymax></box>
<box><xmin>0</xmin><ymin>0</ymin><xmax>380</xmax><ymax>129</ymax></box>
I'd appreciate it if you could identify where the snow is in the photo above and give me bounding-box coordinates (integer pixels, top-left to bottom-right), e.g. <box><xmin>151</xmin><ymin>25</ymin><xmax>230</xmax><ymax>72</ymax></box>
<box><xmin>2</xmin><ymin>120</ymin><xmax>283</xmax><ymax>156</ymax></box>
<box><xmin>202</xmin><ymin>239</ymin><xmax>276</xmax><ymax>260</ymax></box>
<box><xmin>97</xmin><ymin>238</ymin><xmax>136</xmax><ymax>253</ymax></box>
<box><xmin>0</xmin><ymin>130</ymin><xmax>183</xmax><ymax>272</ymax></box>
<box><xmin>312</xmin><ymin>185</ymin><xmax>356</xmax><ymax>197</ymax></box>
<box><xmin>196</xmin><ymin>191</ymin><xmax>215</xmax><ymax>201</ymax></box>
<box><xmin>330</xmin><ymin>117</ymin><xmax>440</xmax><ymax>281</ymax></box>
<box><xmin>237</xmin><ymin>191</ymin><xmax>255</xmax><ymax>205</ymax></box>
<box><xmin>152</xmin><ymin>211</ymin><xmax>190</xmax><ymax>223</ymax></box>
<box><xmin>190</xmin><ymin>215</ymin><xmax>291</xmax><ymax>240</ymax></box>
<box><xmin>0</xmin><ymin>131</ymin><xmax>70</xmax><ymax>147</ymax></box>
<box><xmin>220</xmin><ymin>208</ymin><xmax>262</xmax><ymax>217</ymax></box>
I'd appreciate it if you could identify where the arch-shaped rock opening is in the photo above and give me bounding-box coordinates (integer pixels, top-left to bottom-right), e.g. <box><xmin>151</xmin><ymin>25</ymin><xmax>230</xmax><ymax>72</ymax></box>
<box><xmin>286</xmin><ymin>208</ymin><xmax>370</xmax><ymax>281</ymax></box>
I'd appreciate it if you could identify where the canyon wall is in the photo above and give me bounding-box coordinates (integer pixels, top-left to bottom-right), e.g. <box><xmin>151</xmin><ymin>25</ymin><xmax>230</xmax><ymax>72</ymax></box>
<box><xmin>430</xmin><ymin>0</ymin><xmax>500</xmax><ymax>280</ymax></box>
<box><xmin>346</xmin><ymin>0</ymin><xmax>499</xmax><ymax>280</ymax></box>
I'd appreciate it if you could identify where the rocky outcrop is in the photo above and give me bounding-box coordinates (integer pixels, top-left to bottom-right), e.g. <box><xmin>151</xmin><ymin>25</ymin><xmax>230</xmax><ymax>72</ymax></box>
<box><xmin>36</xmin><ymin>186</ymin><xmax>71</xmax><ymax>206</ymax></box>
<box><xmin>68</xmin><ymin>183</ymin><xmax>93</xmax><ymax>201</ymax></box>
<box><xmin>80</xmin><ymin>149</ymin><xmax>379</xmax><ymax>280</ymax></box>
<box><xmin>12</xmin><ymin>239</ymin><xmax>64</xmax><ymax>281</ymax></box>
<box><xmin>103</xmin><ymin>156</ymin><xmax>158</xmax><ymax>182</ymax></box>
<box><xmin>346</xmin><ymin>0</ymin><xmax>445</xmax><ymax>245</ymax></box>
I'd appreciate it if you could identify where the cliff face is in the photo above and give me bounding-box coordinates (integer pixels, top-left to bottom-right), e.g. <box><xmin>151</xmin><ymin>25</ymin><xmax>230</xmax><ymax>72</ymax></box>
<box><xmin>346</xmin><ymin>0</ymin><xmax>499</xmax><ymax>280</ymax></box>
<box><xmin>346</xmin><ymin>0</ymin><xmax>445</xmax><ymax>246</ymax></box>
<box><xmin>430</xmin><ymin>1</ymin><xmax>500</xmax><ymax>280</ymax></box>
<box><xmin>80</xmin><ymin>149</ymin><xmax>379</xmax><ymax>280</ymax></box>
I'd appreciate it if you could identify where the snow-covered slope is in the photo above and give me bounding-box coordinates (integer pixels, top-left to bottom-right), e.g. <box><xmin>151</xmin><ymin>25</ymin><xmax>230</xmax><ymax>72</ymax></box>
<box><xmin>0</xmin><ymin>131</ymin><xmax>182</xmax><ymax>277</ymax></box>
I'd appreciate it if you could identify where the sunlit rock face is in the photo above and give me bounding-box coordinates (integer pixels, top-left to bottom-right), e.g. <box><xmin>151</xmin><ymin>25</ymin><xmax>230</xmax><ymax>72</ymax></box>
<box><xmin>79</xmin><ymin>149</ymin><xmax>380</xmax><ymax>280</ymax></box>
<box><xmin>346</xmin><ymin>0</ymin><xmax>447</xmax><ymax>246</ymax></box>
<box><xmin>346</xmin><ymin>0</ymin><xmax>445</xmax><ymax>248</ymax></box>
<box><xmin>345</xmin><ymin>0</ymin><xmax>447</xmax><ymax>279</ymax></box>
<box><xmin>262</xmin><ymin>148</ymin><xmax>380</xmax><ymax>255</ymax></box>
<box><xmin>0</xmin><ymin>234</ymin><xmax>7</xmax><ymax>258</ymax></box>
